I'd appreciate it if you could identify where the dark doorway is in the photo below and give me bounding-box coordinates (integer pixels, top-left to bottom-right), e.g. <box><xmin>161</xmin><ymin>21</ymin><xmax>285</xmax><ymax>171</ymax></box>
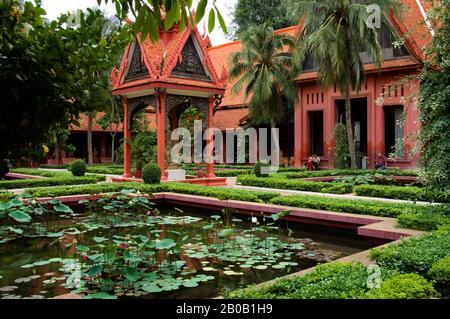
<box><xmin>336</xmin><ymin>98</ymin><xmax>368</xmax><ymax>167</ymax></box>
<box><xmin>384</xmin><ymin>106</ymin><xmax>404</xmax><ymax>157</ymax></box>
<box><xmin>308</xmin><ymin>111</ymin><xmax>324</xmax><ymax>156</ymax></box>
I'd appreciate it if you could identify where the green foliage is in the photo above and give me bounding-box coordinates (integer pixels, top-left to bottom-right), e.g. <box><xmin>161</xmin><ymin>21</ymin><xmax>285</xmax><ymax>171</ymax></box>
<box><xmin>354</xmin><ymin>184</ymin><xmax>448</xmax><ymax>203</ymax></box>
<box><xmin>398</xmin><ymin>206</ymin><xmax>450</xmax><ymax>231</ymax></box>
<box><xmin>99</xmin><ymin>0</ymin><xmax>227</xmax><ymax>42</ymax></box>
<box><xmin>0</xmin><ymin>2</ymin><xmax>129</xmax><ymax>164</ymax></box>
<box><xmin>270</xmin><ymin>194</ymin><xmax>422</xmax><ymax>218</ymax></box>
<box><xmin>229</xmin><ymin>24</ymin><xmax>296</xmax><ymax>128</ymax></box>
<box><xmin>214</xmin><ymin>169</ymin><xmax>253</xmax><ymax>177</ymax></box>
<box><xmin>71</xmin><ymin>160</ymin><xmax>87</xmax><ymax>177</ymax></box>
<box><xmin>428</xmin><ymin>256</ymin><xmax>450</xmax><ymax>297</ymax></box>
<box><xmin>363</xmin><ymin>274</ymin><xmax>436</xmax><ymax>299</ymax></box>
<box><xmin>142</xmin><ymin>163</ymin><xmax>162</xmax><ymax>184</ymax></box>
<box><xmin>0</xmin><ymin>175</ymin><xmax>104</xmax><ymax>190</ymax></box>
<box><xmin>24</xmin><ymin>182</ymin><xmax>279</xmax><ymax>204</ymax></box>
<box><xmin>238</xmin><ymin>175</ymin><xmax>353</xmax><ymax>194</ymax></box>
<box><xmin>229</xmin><ymin>262</ymin><xmax>369</xmax><ymax>299</ymax></box>
<box><xmin>131</xmin><ymin>132</ymin><xmax>157</xmax><ymax>170</ymax></box>
<box><xmin>284</xmin><ymin>169</ymin><xmax>419</xmax><ymax>179</ymax></box>
<box><xmin>228</xmin><ymin>0</ymin><xmax>291</xmax><ymax>39</ymax></box>
<box><xmin>254</xmin><ymin>161</ymin><xmax>271</xmax><ymax>178</ymax></box>
<box><xmin>333</xmin><ymin>122</ymin><xmax>349</xmax><ymax>169</ymax></box>
<box><xmin>0</xmin><ymin>160</ymin><xmax>9</xmax><ymax>179</ymax></box>
<box><xmin>418</xmin><ymin>0</ymin><xmax>450</xmax><ymax>202</ymax></box>
<box><xmin>369</xmin><ymin>229</ymin><xmax>450</xmax><ymax>276</ymax></box>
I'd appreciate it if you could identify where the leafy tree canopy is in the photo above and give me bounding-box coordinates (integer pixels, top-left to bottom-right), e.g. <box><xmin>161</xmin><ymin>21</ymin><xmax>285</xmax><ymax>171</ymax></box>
<box><xmin>418</xmin><ymin>0</ymin><xmax>450</xmax><ymax>199</ymax></box>
<box><xmin>228</xmin><ymin>0</ymin><xmax>291</xmax><ymax>40</ymax></box>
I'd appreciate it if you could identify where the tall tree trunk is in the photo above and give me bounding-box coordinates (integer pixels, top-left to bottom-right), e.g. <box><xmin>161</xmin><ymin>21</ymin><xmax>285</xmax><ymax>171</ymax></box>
<box><xmin>270</xmin><ymin>118</ymin><xmax>280</xmax><ymax>169</ymax></box>
<box><xmin>111</xmin><ymin>133</ymin><xmax>115</xmax><ymax>163</ymax></box>
<box><xmin>344</xmin><ymin>92</ymin><xmax>357</xmax><ymax>168</ymax></box>
<box><xmin>54</xmin><ymin>132</ymin><xmax>60</xmax><ymax>164</ymax></box>
<box><xmin>87</xmin><ymin>112</ymin><xmax>94</xmax><ymax>165</ymax></box>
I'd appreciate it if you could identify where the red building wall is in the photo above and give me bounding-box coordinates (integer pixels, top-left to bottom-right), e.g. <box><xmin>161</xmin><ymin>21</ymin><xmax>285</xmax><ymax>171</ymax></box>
<box><xmin>294</xmin><ymin>70</ymin><xmax>421</xmax><ymax>169</ymax></box>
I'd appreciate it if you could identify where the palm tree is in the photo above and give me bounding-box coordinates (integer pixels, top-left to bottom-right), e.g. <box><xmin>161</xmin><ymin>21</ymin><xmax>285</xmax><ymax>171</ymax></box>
<box><xmin>288</xmin><ymin>0</ymin><xmax>402</xmax><ymax>168</ymax></box>
<box><xmin>229</xmin><ymin>24</ymin><xmax>297</xmax><ymax>164</ymax></box>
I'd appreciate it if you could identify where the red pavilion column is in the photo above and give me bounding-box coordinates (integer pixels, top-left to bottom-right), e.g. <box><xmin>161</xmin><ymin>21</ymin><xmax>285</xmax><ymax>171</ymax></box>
<box><xmin>294</xmin><ymin>88</ymin><xmax>303</xmax><ymax>167</ymax></box>
<box><xmin>123</xmin><ymin>97</ymin><xmax>132</xmax><ymax>178</ymax></box>
<box><xmin>157</xmin><ymin>92</ymin><xmax>167</xmax><ymax>181</ymax></box>
<box><xmin>206</xmin><ymin>96</ymin><xmax>215</xmax><ymax>178</ymax></box>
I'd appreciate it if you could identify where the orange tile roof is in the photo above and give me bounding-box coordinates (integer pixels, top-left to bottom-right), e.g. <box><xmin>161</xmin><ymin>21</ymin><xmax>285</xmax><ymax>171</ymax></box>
<box><xmin>214</xmin><ymin>107</ymin><xmax>249</xmax><ymax>131</ymax></box>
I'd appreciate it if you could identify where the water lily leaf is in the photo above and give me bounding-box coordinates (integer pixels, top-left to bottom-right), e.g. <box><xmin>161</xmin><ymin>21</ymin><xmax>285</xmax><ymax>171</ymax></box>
<box><xmin>142</xmin><ymin>284</ymin><xmax>162</xmax><ymax>293</ymax></box>
<box><xmin>272</xmin><ymin>264</ymin><xmax>285</xmax><ymax>269</ymax></box>
<box><xmin>53</xmin><ymin>204</ymin><xmax>73</xmax><ymax>213</ymax></box>
<box><xmin>0</xmin><ymin>202</ymin><xmax>12</xmax><ymax>210</ymax></box>
<box><xmin>47</xmin><ymin>199</ymin><xmax>62</xmax><ymax>205</ymax></box>
<box><xmin>77</xmin><ymin>200</ymin><xmax>90</xmax><ymax>205</ymax></box>
<box><xmin>155</xmin><ymin>238</ymin><xmax>176</xmax><ymax>250</ymax></box>
<box><xmin>33</xmin><ymin>260</ymin><xmax>51</xmax><ymax>267</ymax></box>
<box><xmin>8</xmin><ymin>227</ymin><xmax>24</xmax><ymax>234</ymax></box>
<box><xmin>21</xmin><ymin>264</ymin><xmax>34</xmax><ymax>269</ymax></box>
<box><xmin>33</xmin><ymin>208</ymin><xmax>44</xmax><ymax>215</ymax></box>
<box><xmin>255</xmin><ymin>265</ymin><xmax>268</xmax><ymax>270</ymax></box>
<box><xmin>46</xmin><ymin>232</ymin><xmax>64</xmax><ymax>238</ymax></box>
<box><xmin>124</xmin><ymin>267</ymin><xmax>138</xmax><ymax>282</ymax></box>
<box><xmin>8</xmin><ymin>199</ymin><xmax>23</xmax><ymax>207</ymax></box>
<box><xmin>76</xmin><ymin>245</ymin><xmax>90</xmax><ymax>252</ymax></box>
<box><xmin>0</xmin><ymin>286</ymin><xmax>18</xmax><ymax>292</ymax></box>
<box><xmin>85</xmin><ymin>292</ymin><xmax>117</xmax><ymax>299</ymax></box>
<box><xmin>182</xmin><ymin>281</ymin><xmax>199</xmax><ymax>288</ymax></box>
<box><xmin>93</xmin><ymin>236</ymin><xmax>108</xmax><ymax>243</ymax></box>
<box><xmin>87</xmin><ymin>265</ymin><xmax>102</xmax><ymax>278</ymax></box>
<box><xmin>8</xmin><ymin>210</ymin><xmax>31</xmax><ymax>223</ymax></box>
<box><xmin>203</xmin><ymin>224</ymin><xmax>214</xmax><ymax>230</ymax></box>
<box><xmin>219</xmin><ymin>228</ymin><xmax>234</xmax><ymax>237</ymax></box>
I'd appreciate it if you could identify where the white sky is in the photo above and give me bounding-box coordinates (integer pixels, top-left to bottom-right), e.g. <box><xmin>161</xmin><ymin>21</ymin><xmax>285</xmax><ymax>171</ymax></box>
<box><xmin>41</xmin><ymin>0</ymin><xmax>236</xmax><ymax>46</ymax></box>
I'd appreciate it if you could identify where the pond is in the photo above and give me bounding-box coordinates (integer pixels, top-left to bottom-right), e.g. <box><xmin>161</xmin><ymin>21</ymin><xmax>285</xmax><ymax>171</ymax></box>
<box><xmin>0</xmin><ymin>192</ymin><xmax>370</xmax><ymax>299</ymax></box>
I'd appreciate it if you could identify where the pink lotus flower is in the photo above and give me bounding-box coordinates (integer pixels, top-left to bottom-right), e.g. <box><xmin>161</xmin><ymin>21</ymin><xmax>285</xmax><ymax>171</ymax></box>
<box><xmin>119</xmin><ymin>243</ymin><xmax>129</xmax><ymax>249</ymax></box>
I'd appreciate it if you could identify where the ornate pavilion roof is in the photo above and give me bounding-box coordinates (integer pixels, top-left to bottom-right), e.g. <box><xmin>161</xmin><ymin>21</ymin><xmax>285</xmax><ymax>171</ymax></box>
<box><xmin>111</xmin><ymin>21</ymin><xmax>227</xmax><ymax>98</ymax></box>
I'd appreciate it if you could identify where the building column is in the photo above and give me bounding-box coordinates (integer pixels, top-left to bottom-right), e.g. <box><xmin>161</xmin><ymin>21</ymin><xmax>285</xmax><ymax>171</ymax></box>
<box><xmin>123</xmin><ymin>97</ymin><xmax>132</xmax><ymax>178</ymax></box>
<box><xmin>206</xmin><ymin>96</ymin><xmax>216</xmax><ymax>178</ymax></box>
<box><xmin>157</xmin><ymin>92</ymin><xmax>167</xmax><ymax>181</ymax></box>
<box><xmin>294</xmin><ymin>88</ymin><xmax>303</xmax><ymax>167</ymax></box>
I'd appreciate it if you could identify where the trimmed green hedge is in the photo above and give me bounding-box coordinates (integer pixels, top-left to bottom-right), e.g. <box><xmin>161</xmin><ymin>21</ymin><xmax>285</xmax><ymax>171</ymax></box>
<box><xmin>284</xmin><ymin>169</ymin><xmax>419</xmax><ymax>179</ymax></box>
<box><xmin>362</xmin><ymin>274</ymin><xmax>436</xmax><ymax>299</ymax></box>
<box><xmin>24</xmin><ymin>182</ymin><xmax>279</xmax><ymax>203</ymax></box>
<box><xmin>10</xmin><ymin>168</ymin><xmax>69</xmax><ymax>178</ymax></box>
<box><xmin>269</xmin><ymin>194</ymin><xmax>422</xmax><ymax>218</ymax></box>
<box><xmin>354</xmin><ymin>184</ymin><xmax>448</xmax><ymax>203</ymax></box>
<box><xmin>214</xmin><ymin>169</ymin><xmax>253</xmax><ymax>177</ymax></box>
<box><xmin>228</xmin><ymin>262</ymin><xmax>369</xmax><ymax>299</ymax></box>
<box><xmin>0</xmin><ymin>175</ymin><xmax>106</xmax><ymax>190</ymax></box>
<box><xmin>238</xmin><ymin>175</ymin><xmax>353</xmax><ymax>194</ymax></box>
<box><xmin>398</xmin><ymin>206</ymin><xmax>450</xmax><ymax>231</ymax></box>
<box><xmin>0</xmin><ymin>192</ymin><xmax>14</xmax><ymax>201</ymax></box>
<box><xmin>85</xmin><ymin>166</ymin><xmax>124</xmax><ymax>175</ymax></box>
<box><xmin>369</xmin><ymin>227</ymin><xmax>450</xmax><ymax>276</ymax></box>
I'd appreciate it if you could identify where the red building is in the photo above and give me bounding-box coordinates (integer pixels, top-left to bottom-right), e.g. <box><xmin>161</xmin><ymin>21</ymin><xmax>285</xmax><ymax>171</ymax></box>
<box><xmin>59</xmin><ymin>0</ymin><xmax>433</xmax><ymax>171</ymax></box>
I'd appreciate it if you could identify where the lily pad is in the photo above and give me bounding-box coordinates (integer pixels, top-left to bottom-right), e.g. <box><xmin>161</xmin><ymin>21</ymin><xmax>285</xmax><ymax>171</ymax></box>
<box><xmin>8</xmin><ymin>210</ymin><xmax>31</xmax><ymax>223</ymax></box>
<box><xmin>0</xmin><ymin>286</ymin><xmax>18</xmax><ymax>292</ymax></box>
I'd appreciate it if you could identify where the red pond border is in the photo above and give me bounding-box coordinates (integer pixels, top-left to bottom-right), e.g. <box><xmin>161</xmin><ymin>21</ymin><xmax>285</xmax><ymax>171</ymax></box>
<box><xmin>110</xmin><ymin>176</ymin><xmax>228</xmax><ymax>187</ymax></box>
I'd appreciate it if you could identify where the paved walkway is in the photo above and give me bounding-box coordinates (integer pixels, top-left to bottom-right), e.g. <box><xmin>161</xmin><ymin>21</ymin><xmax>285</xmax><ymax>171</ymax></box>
<box><xmin>228</xmin><ymin>184</ymin><xmax>436</xmax><ymax>206</ymax></box>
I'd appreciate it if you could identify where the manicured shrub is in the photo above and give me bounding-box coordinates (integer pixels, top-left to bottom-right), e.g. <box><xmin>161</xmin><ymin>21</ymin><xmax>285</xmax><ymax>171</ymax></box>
<box><xmin>369</xmin><ymin>229</ymin><xmax>450</xmax><ymax>276</ymax></box>
<box><xmin>142</xmin><ymin>163</ymin><xmax>162</xmax><ymax>184</ymax></box>
<box><xmin>71</xmin><ymin>160</ymin><xmax>87</xmax><ymax>177</ymax></box>
<box><xmin>0</xmin><ymin>160</ymin><xmax>9</xmax><ymax>179</ymax></box>
<box><xmin>229</xmin><ymin>262</ymin><xmax>369</xmax><ymax>299</ymax></box>
<box><xmin>354</xmin><ymin>184</ymin><xmax>448</xmax><ymax>203</ymax></box>
<box><xmin>238</xmin><ymin>175</ymin><xmax>353</xmax><ymax>194</ymax></box>
<box><xmin>269</xmin><ymin>194</ymin><xmax>419</xmax><ymax>218</ymax></box>
<box><xmin>398</xmin><ymin>206</ymin><xmax>450</xmax><ymax>231</ymax></box>
<box><xmin>363</xmin><ymin>274</ymin><xmax>436</xmax><ymax>299</ymax></box>
<box><xmin>284</xmin><ymin>169</ymin><xmax>419</xmax><ymax>180</ymax></box>
<box><xmin>254</xmin><ymin>161</ymin><xmax>270</xmax><ymax>177</ymax></box>
<box><xmin>428</xmin><ymin>256</ymin><xmax>450</xmax><ymax>297</ymax></box>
